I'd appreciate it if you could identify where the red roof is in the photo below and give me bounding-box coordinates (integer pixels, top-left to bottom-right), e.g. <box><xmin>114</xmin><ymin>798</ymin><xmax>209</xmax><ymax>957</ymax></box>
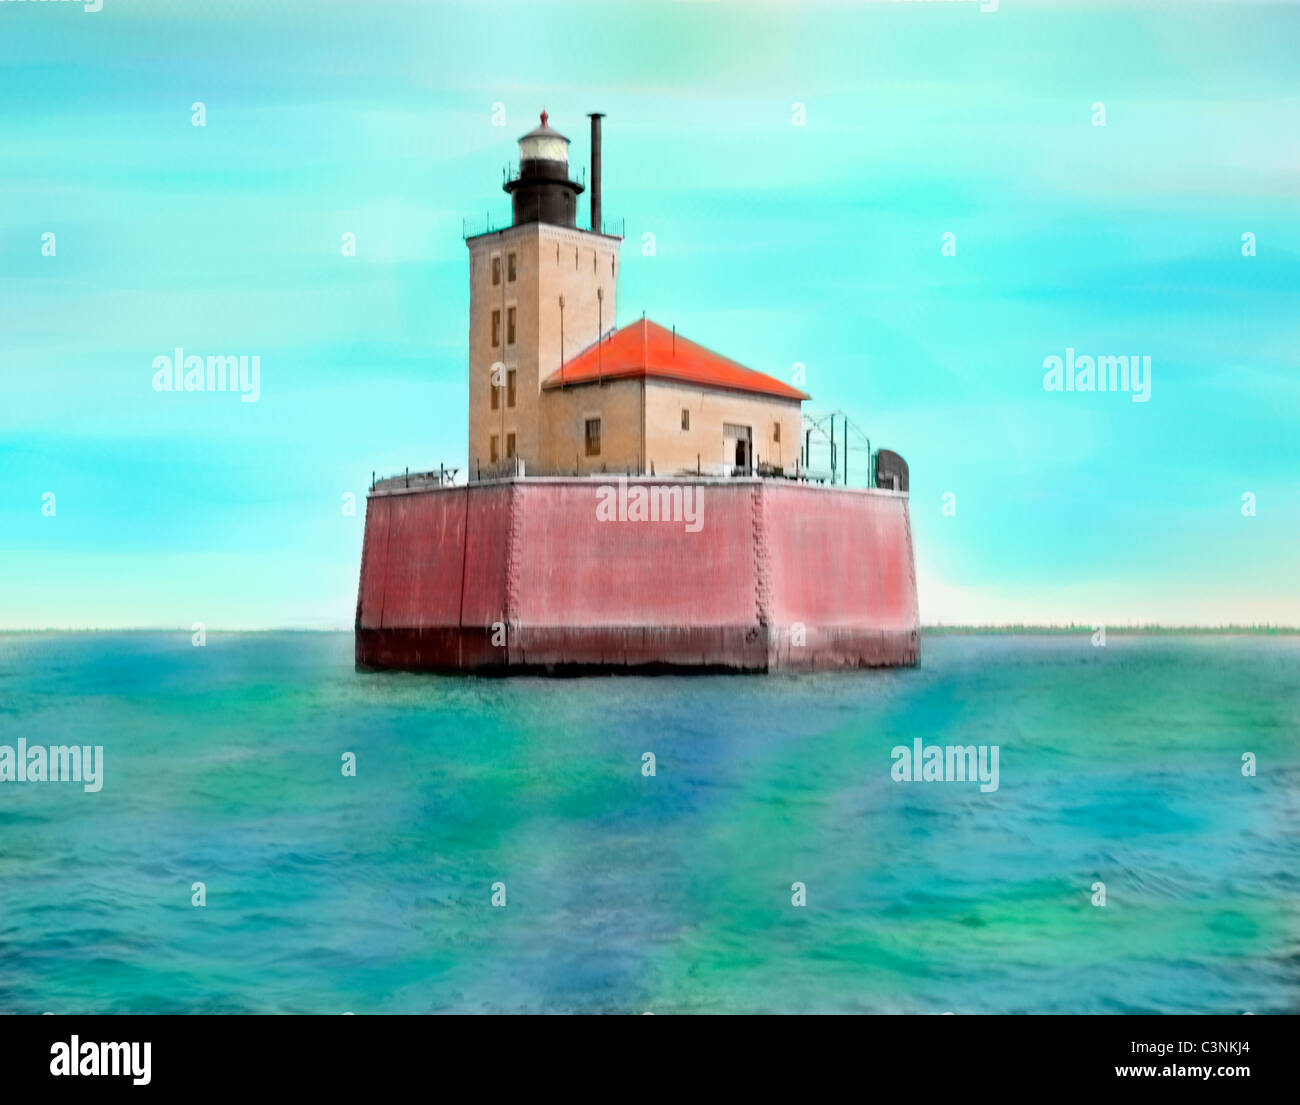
<box><xmin>541</xmin><ymin>318</ymin><xmax>810</xmax><ymax>401</ymax></box>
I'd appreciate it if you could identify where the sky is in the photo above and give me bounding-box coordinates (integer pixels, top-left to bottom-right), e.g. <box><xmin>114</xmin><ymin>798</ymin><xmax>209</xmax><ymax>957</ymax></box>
<box><xmin>1</xmin><ymin>0</ymin><xmax>1297</xmax><ymax>628</ymax></box>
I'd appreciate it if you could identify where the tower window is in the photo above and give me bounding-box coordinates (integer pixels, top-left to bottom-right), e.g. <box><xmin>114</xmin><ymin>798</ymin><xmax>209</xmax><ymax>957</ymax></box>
<box><xmin>490</xmin><ymin>434</ymin><xmax>499</xmax><ymax>463</ymax></box>
<box><xmin>681</xmin><ymin>409</ymin><xmax>690</xmax><ymax>431</ymax></box>
<box><xmin>490</xmin><ymin>377</ymin><xmax>499</xmax><ymax>410</ymax></box>
<box><xmin>506</xmin><ymin>432</ymin><xmax>516</xmax><ymax>459</ymax></box>
<box><xmin>507</xmin><ymin>369</ymin><xmax>516</xmax><ymax>408</ymax></box>
<box><xmin>773</xmin><ymin>422</ymin><xmax>781</xmax><ymax>443</ymax></box>
<box><xmin>584</xmin><ymin>418</ymin><xmax>601</xmax><ymax>457</ymax></box>
<box><xmin>507</xmin><ymin>306</ymin><xmax>516</xmax><ymax>345</ymax></box>
<box><xmin>491</xmin><ymin>256</ymin><xmax>501</xmax><ymax>285</ymax></box>
<box><xmin>507</xmin><ymin>253</ymin><xmax>517</xmax><ymax>282</ymax></box>
<box><xmin>491</xmin><ymin>309</ymin><xmax>501</xmax><ymax>347</ymax></box>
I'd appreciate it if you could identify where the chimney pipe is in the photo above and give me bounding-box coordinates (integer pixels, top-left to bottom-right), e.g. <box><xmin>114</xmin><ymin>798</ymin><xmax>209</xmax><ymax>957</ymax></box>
<box><xmin>588</xmin><ymin>112</ymin><xmax>604</xmax><ymax>233</ymax></box>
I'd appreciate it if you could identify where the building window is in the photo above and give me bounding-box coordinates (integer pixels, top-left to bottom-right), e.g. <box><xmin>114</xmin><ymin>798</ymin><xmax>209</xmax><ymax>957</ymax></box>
<box><xmin>490</xmin><ymin>435</ymin><xmax>499</xmax><ymax>463</ymax></box>
<box><xmin>506</xmin><ymin>432</ymin><xmax>516</xmax><ymax>459</ymax></box>
<box><xmin>681</xmin><ymin>409</ymin><xmax>690</xmax><ymax>431</ymax></box>
<box><xmin>773</xmin><ymin>422</ymin><xmax>781</xmax><ymax>443</ymax></box>
<box><xmin>507</xmin><ymin>306</ymin><xmax>516</xmax><ymax>345</ymax></box>
<box><xmin>491</xmin><ymin>309</ymin><xmax>500</xmax><ymax>347</ymax></box>
<box><xmin>491</xmin><ymin>256</ymin><xmax>501</xmax><ymax>285</ymax></box>
<box><xmin>490</xmin><ymin>377</ymin><xmax>499</xmax><ymax>410</ymax></box>
<box><xmin>507</xmin><ymin>369</ymin><xmax>516</xmax><ymax>408</ymax></box>
<box><xmin>507</xmin><ymin>252</ymin><xmax>516</xmax><ymax>282</ymax></box>
<box><xmin>584</xmin><ymin>417</ymin><xmax>601</xmax><ymax>457</ymax></box>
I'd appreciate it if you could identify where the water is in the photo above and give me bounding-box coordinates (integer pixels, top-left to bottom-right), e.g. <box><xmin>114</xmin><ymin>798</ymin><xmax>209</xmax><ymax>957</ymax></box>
<box><xmin>0</xmin><ymin>632</ymin><xmax>1296</xmax><ymax>1014</ymax></box>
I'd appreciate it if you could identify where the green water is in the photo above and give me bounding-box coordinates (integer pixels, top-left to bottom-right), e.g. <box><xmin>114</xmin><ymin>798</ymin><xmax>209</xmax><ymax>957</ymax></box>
<box><xmin>0</xmin><ymin>632</ymin><xmax>1295</xmax><ymax>1013</ymax></box>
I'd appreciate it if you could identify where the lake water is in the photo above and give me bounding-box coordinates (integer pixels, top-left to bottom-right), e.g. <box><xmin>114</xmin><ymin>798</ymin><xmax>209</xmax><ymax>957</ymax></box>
<box><xmin>0</xmin><ymin>632</ymin><xmax>1296</xmax><ymax>1013</ymax></box>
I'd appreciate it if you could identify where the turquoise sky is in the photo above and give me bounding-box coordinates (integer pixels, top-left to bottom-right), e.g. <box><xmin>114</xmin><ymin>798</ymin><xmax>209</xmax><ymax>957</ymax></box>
<box><xmin>2</xmin><ymin>0</ymin><xmax>1297</xmax><ymax>628</ymax></box>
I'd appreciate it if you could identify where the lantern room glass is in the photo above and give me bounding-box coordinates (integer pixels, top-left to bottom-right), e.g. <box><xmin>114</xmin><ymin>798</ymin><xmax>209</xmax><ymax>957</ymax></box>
<box><xmin>520</xmin><ymin>135</ymin><xmax>568</xmax><ymax>163</ymax></box>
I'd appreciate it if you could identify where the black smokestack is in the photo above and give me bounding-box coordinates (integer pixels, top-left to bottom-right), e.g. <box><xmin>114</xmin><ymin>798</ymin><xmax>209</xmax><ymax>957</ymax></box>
<box><xmin>588</xmin><ymin>112</ymin><xmax>604</xmax><ymax>233</ymax></box>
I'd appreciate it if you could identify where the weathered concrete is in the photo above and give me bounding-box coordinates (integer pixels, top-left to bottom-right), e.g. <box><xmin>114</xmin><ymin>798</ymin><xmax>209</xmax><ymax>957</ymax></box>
<box><xmin>355</xmin><ymin>477</ymin><xmax>919</xmax><ymax>673</ymax></box>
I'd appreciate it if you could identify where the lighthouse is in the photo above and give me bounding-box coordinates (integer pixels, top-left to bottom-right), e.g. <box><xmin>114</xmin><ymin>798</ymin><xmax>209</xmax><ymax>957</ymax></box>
<box><xmin>466</xmin><ymin>111</ymin><xmax>810</xmax><ymax>480</ymax></box>
<box><xmin>466</xmin><ymin>112</ymin><xmax>620</xmax><ymax>478</ymax></box>
<box><xmin>358</xmin><ymin>111</ymin><xmax>919</xmax><ymax>672</ymax></box>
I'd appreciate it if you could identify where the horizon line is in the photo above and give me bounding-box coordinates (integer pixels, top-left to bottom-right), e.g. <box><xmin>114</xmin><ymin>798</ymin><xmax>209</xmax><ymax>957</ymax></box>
<box><xmin>2</xmin><ymin>624</ymin><xmax>1298</xmax><ymax>635</ymax></box>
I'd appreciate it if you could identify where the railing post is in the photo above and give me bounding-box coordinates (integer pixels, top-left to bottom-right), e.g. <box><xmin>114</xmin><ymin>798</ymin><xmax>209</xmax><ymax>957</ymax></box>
<box><xmin>830</xmin><ymin>416</ymin><xmax>836</xmax><ymax>485</ymax></box>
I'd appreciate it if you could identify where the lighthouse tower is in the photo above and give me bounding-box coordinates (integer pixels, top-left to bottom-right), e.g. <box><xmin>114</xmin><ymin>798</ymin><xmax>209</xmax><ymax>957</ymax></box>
<box><xmin>466</xmin><ymin>111</ymin><xmax>621</xmax><ymax>477</ymax></box>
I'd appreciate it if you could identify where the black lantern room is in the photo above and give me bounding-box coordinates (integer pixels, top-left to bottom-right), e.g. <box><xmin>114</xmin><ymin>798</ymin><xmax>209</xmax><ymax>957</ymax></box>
<box><xmin>505</xmin><ymin>110</ymin><xmax>584</xmax><ymax>229</ymax></box>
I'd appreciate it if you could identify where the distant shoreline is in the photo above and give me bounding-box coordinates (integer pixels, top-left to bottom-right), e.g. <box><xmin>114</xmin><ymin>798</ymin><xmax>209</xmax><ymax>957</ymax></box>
<box><xmin>2</xmin><ymin>626</ymin><xmax>1298</xmax><ymax>636</ymax></box>
<box><xmin>923</xmin><ymin>625</ymin><xmax>1300</xmax><ymax>636</ymax></box>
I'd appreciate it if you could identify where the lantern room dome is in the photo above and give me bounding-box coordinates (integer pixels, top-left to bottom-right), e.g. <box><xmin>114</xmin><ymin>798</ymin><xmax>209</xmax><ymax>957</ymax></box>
<box><xmin>519</xmin><ymin>110</ymin><xmax>569</xmax><ymax>164</ymax></box>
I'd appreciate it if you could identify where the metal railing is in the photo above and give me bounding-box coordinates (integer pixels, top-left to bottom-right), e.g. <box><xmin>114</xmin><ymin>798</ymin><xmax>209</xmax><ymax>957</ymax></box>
<box><xmin>463</xmin><ymin>214</ymin><xmax>505</xmax><ymax>240</ymax></box>
<box><xmin>374</xmin><ymin>445</ymin><xmax>891</xmax><ymax>490</ymax></box>
<box><xmin>468</xmin><ymin>456</ymin><xmax>528</xmax><ymax>482</ymax></box>
<box><xmin>801</xmin><ymin>411</ymin><xmax>877</xmax><ymax>488</ymax></box>
<box><xmin>370</xmin><ymin>465</ymin><xmax>461</xmax><ymax>492</ymax></box>
<box><xmin>502</xmin><ymin>163</ymin><xmax>587</xmax><ymax>188</ymax></box>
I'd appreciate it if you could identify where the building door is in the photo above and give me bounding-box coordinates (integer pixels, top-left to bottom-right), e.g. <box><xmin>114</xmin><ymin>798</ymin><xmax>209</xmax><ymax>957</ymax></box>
<box><xmin>723</xmin><ymin>423</ymin><xmax>752</xmax><ymax>475</ymax></box>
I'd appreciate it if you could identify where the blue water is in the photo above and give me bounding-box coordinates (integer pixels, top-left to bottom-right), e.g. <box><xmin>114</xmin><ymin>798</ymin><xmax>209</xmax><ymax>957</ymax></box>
<box><xmin>0</xmin><ymin>632</ymin><xmax>1296</xmax><ymax>1013</ymax></box>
